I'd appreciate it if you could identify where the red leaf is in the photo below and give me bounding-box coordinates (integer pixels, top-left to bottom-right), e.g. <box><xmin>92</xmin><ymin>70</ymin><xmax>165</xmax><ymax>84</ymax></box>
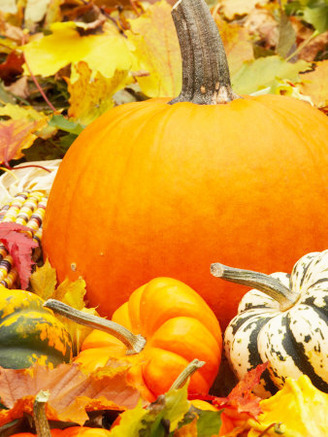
<box><xmin>0</xmin><ymin>222</ymin><xmax>38</xmax><ymax>289</ymax></box>
<box><xmin>190</xmin><ymin>363</ymin><xmax>268</xmax><ymax>420</ymax></box>
<box><xmin>0</xmin><ymin>52</ymin><xmax>24</xmax><ymax>85</ymax></box>
<box><xmin>213</xmin><ymin>362</ymin><xmax>268</xmax><ymax>417</ymax></box>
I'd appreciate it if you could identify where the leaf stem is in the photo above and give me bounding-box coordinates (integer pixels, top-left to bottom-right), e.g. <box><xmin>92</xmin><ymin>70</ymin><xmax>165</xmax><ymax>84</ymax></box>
<box><xmin>22</xmin><ymin>53</ymin><xmax>57</xmax><ymax>113</ymax></box>
<box><xmin>285</xmin><ymin>30</ymin><xmax>319</xmax><ymax>62</ymax></box>
<box><xmin>43</xmin><ymin>299</ymin><xmax>146</xmax><ymax>354</ymax></box>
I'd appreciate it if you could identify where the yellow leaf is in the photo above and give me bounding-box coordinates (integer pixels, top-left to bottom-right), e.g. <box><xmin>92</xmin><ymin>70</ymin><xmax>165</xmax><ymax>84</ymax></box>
<box><xmin>127</xmin><ymin>0</ymin><xmax>182</xmax><ymax>98</ymax></box>
<box><xmin>30</xmin><ymin>260</ymin><xmax>99</xmax><ymax>354</ymax></box>
<box><xmin>53</xmin><ymin>277</ymin><xmax>87</xmax><ymax>310</ymax></box>
<box><xmin>216</xmin><ymin>18</ymin><xmax>254</xmax><ymax>76</ymax></box>
<box><xmin>248</xmin><ymin>375</ymin><xmax>328</xmax><ymax>436</ymax></box>
<box><xmin>30</xmin><ymin>259</ymin><xmax>57</xmax><ymax>301</ymax></box>
<box><xmin>0</xmin><ymin>103</ymin><xmax>56</xmax><ymax>139</ymax></box>
<box><xmin>22</xmin><ymin>21</ymin><xmax>133</xmax><ymax>78</ymax></box>
<box><xmin>299</xmin><ymin>60</ymin><xmax>328</xmax><ymax>108</ymax></box>
<box><xmin>54</xmin><ymin>277</ymin><xmax>99</xmax><ymax>354</ymax></box>
<box><xmin>67</xmin><ymin>61</ymin><xmax>131</xmax><ymax>125</ymax></box>
<box><xmin>220</xmin><ymin>0</ymin><xmax>269</xmax><ymax>20</ymax></box>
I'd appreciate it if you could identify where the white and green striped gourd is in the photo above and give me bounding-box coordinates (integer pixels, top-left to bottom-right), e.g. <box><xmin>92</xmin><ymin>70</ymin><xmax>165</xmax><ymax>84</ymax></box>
<box><xmin>211</xmin><ymin>250</ymin><xmax>328</xmax><ymax>397</ymax></box>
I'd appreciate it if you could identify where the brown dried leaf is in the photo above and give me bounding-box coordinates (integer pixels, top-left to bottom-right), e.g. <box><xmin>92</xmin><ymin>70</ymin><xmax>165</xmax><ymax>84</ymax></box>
<box><xmin>0</xmin><ymin>362</ymin><xmax>141</xmax><ymax>425</ymax></box>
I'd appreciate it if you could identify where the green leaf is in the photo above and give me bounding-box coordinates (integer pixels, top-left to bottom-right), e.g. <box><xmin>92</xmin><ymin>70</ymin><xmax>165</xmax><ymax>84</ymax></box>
<box><xmin>232</xmin><ymin>56</ymin><xmax>311</xmax><ymax>94</ymax></box>
<box><xmin>49</xmin><ymin>114</ymin><xmax>84</xmax><ymax>135</ymax></box>
<box><xmin>303</xmin><ymin>3</ymin><xmax>328</xmax><ymax>33</ymax></box>
<box><xmin>277</xmin><ymin>12</ymin><xmax>296</xmax><ymax>58</ymax></box>
<box><xmin>196</xmin><ymin>409</ymin><xmax>222</xmax><ymax>436</ymax></box>
<box><xmin>162</xmin><ymin>385</ymin><xmax>190</xmax><ymax>430</ymax></box>
<box><xmin>108</xmin><ymin>384</ymin><xmax>192</xmax><ymax>436</ymax></box>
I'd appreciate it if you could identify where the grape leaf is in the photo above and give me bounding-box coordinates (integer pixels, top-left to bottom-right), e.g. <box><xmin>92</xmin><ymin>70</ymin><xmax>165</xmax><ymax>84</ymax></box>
<box><xmin>0</xmin><ymin>222</ymin><xmax>38</xmax><ymax>289</ymax></box>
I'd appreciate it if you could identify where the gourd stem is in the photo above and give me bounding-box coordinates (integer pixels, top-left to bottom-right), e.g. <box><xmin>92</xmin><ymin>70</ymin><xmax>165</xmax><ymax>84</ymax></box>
<box><xmin>33</xmin><ymin>390</ymin><xmax>51</xmax><ymax>437</ymax></box>
<box><xmin>169</xmin><ymin>359</ymin><xmax>205</xmax><ymax>390</ymax></box>
<box><xmin>169</xmin><ymin>0</ymin><xmax>238</xmax><ymax>105</ymax></box>
<box><xmin>43</xmin><ymin>299</ymin><xmax>146</xmax><ymax>355</ymax></box>
<box><xmin>210</xmin><ymin>263</ymin><xmax>298</xmax><ymax>311</ymax></box>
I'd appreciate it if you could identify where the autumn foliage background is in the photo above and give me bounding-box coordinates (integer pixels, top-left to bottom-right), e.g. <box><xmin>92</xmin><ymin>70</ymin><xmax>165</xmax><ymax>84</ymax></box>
<box><xmin>0</xmin><ymin>0</ymin><xmax>328</xmax><ymax>167</ymax></box>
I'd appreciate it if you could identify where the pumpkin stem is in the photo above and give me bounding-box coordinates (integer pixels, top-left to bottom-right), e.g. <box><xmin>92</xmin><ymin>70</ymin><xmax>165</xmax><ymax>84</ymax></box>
<box><xmin>210</xmin><ymin>263</ymin><xmax>298</xmax><ymax>311</ymax></box>
<box><xmin>169</xmin><ymin>0</ymin><xmax>238</xmax><ymax>105</ymax></box>
<box><xmin>43</xmin><ymin>299</ymin><xmax>146</xmax><ymax>354</ymax></box>
<box><xmin>169</xmin><ymin>359</ymin><xmax>205</xmax><ymax>390</ymax></box>
<box><xmin>33</xmin><ymin>390</ymin><xmax>51</xmax><ymax>437</ymax></box>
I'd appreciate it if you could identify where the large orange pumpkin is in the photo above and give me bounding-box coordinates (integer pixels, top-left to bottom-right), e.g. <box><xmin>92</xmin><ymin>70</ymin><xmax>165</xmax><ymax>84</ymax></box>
<box><xmin>42</xmin><ymin>0</ymin><xmax>328</xmax><ymax>328</ymax></box>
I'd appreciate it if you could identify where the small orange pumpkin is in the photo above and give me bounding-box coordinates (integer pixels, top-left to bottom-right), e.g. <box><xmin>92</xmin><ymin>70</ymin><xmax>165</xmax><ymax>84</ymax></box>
<box><xmin>42</xmin><ymin>0</ymin><xmax>328</xmax><ymax>329</ymax></box>
<box><xmin>47</xmin><ymin>277</ymin><xmax>222</xmax><ymax>402</ymax></box>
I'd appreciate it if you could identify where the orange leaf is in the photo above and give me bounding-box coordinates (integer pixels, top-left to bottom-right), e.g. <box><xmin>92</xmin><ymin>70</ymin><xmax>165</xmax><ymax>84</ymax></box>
<box><xmin>0</xmin><ymin>362</ymin><xmax>141</xmax><ymax>425</ymax></box>
<box><xmin>220</xmin><ymin>362</ymin><xmax>268</xmax><ymax>416</ymax></box>
<box><xmin>0</xmin><ymin>118</ymin><xmax>45</xmax><ymax>165</ymax></box>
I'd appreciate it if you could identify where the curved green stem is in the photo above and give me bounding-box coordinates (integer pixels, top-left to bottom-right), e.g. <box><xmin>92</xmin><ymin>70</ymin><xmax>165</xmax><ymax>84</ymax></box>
<box><xmin>211</xmin><ymin>263</ymin><xmax>298</xmax><ymax>311</ymax></box>
<box><xmin>169</xmin><ymin>359</ymin><xmax>205</xmax><ymax>390</ymax></box>
<box><xmin>44</xmin><ymin>299</ymin><xmax>146</xmax><ymax>354</ymax></box>
<box><xmin>169</xmin><ymin>0</ymin><xmax>238</xmax><ymax>105</ymax></box>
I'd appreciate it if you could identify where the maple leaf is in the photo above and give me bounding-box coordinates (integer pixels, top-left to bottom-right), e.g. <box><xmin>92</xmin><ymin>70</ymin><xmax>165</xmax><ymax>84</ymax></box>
<box><xmin>0</xmin><ymin>119</ymin><xmax>44</xmax><ymax>166</ymax></box>
<box><xmin>22</xmin><ymin>21</ymin><xmax>132</xmax><ymax>78</ymax></box>
<box><xmin>0</xmin><ymin>222</ymin><xmax>38</xmax><ymax>289</ymax></box>
<box><xmin>190</xmin><ymin>362</ymin><xmax>267</xmax><ymax>418</ymax></box>
<box><xmin>127</xmin><ymin>0</ymin><xmax>182</xmax><ymax>98</ymax></box>
<box><xmin>221</xmin><ymin>362</ymin><xmax>268</xmax><ymax>417</ymax></box>
<box><xmin>30</xmin><ymin>260</ymin><xmax>99</xmax><ymax>354</ymax></box>
<box><xmin>67</xmin><ymin>61</ymin><xmax>131</xmax><ymax>125</ymax></box>
<box><xmin>0</xmin><ymin>362</ymin><xmax>141</xmax><ymax>426</ymax></box>
<box><xmin>0</xmin><ymin>104</ymin><xmax>56</xmax><ymax>140</ymax></box>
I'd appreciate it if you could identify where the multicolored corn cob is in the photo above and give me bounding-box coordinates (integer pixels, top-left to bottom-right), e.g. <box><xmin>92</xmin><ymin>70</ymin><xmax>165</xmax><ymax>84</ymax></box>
<box><xmin>0</xmin><ymin>191</ymin><xmax>47</xmax><ymax>288</ymax></box>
